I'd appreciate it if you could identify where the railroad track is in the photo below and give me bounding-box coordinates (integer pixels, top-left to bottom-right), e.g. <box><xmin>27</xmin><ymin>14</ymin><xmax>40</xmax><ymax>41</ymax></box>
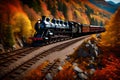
<box><xmin>0</xmin><ymin>47</ymin><xmax>33</xmax><ymax>59</ymax></box>
<box><xmin>41</xmin><ymin>59</ymin><xmax>60</xmax><ymax>80</ymax></box>
<box><xmin>0</xmin><ymin>47</ymin><xmax>39</xmax><ymax>67</ymax></box>
<box><xmin>0</xmin><ymin>36</ymin><xmax>89</xmax><ymax>80</ymax></box>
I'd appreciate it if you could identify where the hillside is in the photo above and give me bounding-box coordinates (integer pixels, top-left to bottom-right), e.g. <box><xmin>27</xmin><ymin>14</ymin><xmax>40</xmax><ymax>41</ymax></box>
<box><xmin>89</xmin><ymin>0</ymin><xmax>120</xmax><ymax>13</ymax></box>
<box><xmin>0</xmin><ymin>0</ymin><xmax>111</xmax><ymax>50</ymax></box>
<box><xmin>107</xmin><ymin>1</ymin><xmax>120</xmax><ymax>8</ymax></box>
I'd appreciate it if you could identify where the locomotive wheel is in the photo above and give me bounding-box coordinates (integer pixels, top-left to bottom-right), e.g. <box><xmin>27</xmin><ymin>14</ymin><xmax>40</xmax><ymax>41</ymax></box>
<box><xmin>56</xmin><ymin>38</ymin><xmax>59</xmax><ymax>42</ymax></box>
<box><xmin>50</xmin><ymin>40</ymin><xmax>53</xmax><ymax>43</ymax></box>
<box><xmin>57</xmin><ymin>38</ymin><xmax>60</xmax><ymax>42</ymax></box>
<box><xmin>50</xmin><ymin>39</ymin><xmax>54</xmax><ymax>44</ymax></box>
<box><xmin>54</xmin><ymin>38</ymin><xmax>57</xmax><ymax>42</ymax></box>
<box><xmin>49</xmin><ymin>41</ymin><xmax>52</xmax><ymax>44</ymax></box>
<box><xmin>46</xmin><ymin>41</ymin><xmax>49</xmax><ymax>44</ymax></box>
<box><xmin>48</xmin><ymin>38</ymin><xmax>51</xmax><ymax>44</ymax></box>
<box><xmin>70</xmin><ymin>37</ymin><xmax>73</xmax><ymax>39</ymax></box>
<box><xmin>61</xmin><ymin>38</ymin><xmax>63</xmax><ymax>41</ymax></box>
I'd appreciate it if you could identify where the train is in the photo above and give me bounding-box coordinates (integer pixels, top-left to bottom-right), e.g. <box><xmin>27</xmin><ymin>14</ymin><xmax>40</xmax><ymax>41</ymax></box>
<box><xmin>31</xmin><ymin>16</ymin><xmax>105</xmax><ymax>46</ymax></box>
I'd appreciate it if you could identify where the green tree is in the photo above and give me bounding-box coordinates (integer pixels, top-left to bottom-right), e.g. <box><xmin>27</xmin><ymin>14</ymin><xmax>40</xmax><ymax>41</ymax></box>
<box><xmin>4</xmin><ymin>25</ymin><xmax>14</xmax><ymax>48</ymax></box>
<box><xmin>21</xmin><ymin>0</ymin><xmax>41</xmax><ymax>13</ymax></box>
<box><xmin>94</xmin><ymin>19</ymin><xmax>98</xmax><ymax>25</ymax></box>
<box><xmin>58</xmin><ymin>1</ymin><xmax>63</xmax><ymax>11</ymax></box>
<box><xmin>85</xmin><ymin>5</ymin><xmax>94</xmax><ymax>21</ymax></box>
<box><xmin>62</xmin><ymin>3</ymin><xmax>68</xmax><ymax>18</ymax></box>
<box><xmin>90</xmin><ymin>17</ymin><xmax>95</xmax><ymax>25</ymax></box>
<box><xmin>100</xmin><ymin>21</ymin><xmax>103</xmax><ymax>26</ymax></box>
<box><xmin>0</xmin><ymin>3</ymin><xmax>15</xmax><ymax>48</ymax></box>
<box><xmin>46</xmin><ymin>0</ymin><xmax>57</xmax><ymax>16</ymax></box>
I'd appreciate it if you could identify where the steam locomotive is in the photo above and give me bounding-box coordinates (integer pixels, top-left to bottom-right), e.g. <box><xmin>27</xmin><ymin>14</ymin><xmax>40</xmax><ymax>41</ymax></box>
<box><xmin>32</xmin><ymin>16</ymin><xmax>105</xmax><ymax>46</ymax></box>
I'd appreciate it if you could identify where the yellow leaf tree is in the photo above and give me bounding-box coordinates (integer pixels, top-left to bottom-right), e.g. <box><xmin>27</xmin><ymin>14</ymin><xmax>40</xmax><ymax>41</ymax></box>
<box><xmin>101</xmin><ymin>8</ymin><xmax>120</xmax><ymax>47</ymax></box>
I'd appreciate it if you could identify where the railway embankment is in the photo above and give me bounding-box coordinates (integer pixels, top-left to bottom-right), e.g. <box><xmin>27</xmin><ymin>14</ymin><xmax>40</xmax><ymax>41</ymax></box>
<box><xmin>54</xmin><ymin>35</ymin><xmax>120</xmax><ymax>80</ymax></box>
<box><xmin>53</xmin><ymin>36</ymin><xmax>103</xmax><ymax>80</ymax></box>
<box><xmin>0</xmin><ymin>35</ymin><xmax>89</xmax><ymax>80</ymax></box>
<box><xmin>23</xmin><ymin>35</ymin><xmax>104</xmax><ymax>80</ymax></box>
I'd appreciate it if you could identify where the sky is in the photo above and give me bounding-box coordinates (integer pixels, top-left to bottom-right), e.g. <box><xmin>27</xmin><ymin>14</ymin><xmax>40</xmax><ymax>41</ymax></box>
<box><xmin>105</xmin><ymin>0</ymin><xmax>120</xmax><ymax>4</ymax></box>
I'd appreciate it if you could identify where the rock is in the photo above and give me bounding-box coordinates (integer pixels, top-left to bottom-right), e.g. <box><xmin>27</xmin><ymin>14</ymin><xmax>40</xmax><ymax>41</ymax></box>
<box><xmin>78</xmin><ymin>48</ymin><xmax>89</xmax><ymax>58</ymax></box>
<box><xmin>91</xmin><ymin>56</ymin><xmax>95</xmax><ymax>61</ymax></box>
<box><xmin>78</xmin><ymin>72</ymin><xmax>88</xmax><ymax>80</ymax></box>
<box><xmin>94</xmin><ymin>50</ymin><xmax>98</xmax><ymax>57</ymax></box>
<box><xmin>60</xmin><ymin>60</ymin><xmax>65</xmax><ymax>66</ymax></box>
<box><xmin>89</xmin><ymin>47</ymin><xmax>96</xmax><ymax>57</ymax></box>
<box><xmin>73</xmin><ymin>63</ymin><xmax>78</xmax><ymax>66</ymax></box>
<box><xmin>74</xmin><ymin>66</ymin><xmax>83</xmax><ymax>73</ymax></box>
<box><xmin>65</xmin><ymin>55</ymin><xmax>71</xmax><ymax>61</ymax></box>
<box><xmin>45</xmin><ymin>73</ymin><xmax>53</xmax><ymax>80</ymax></box>
<box><xmin>96</xmin><ymin>33</ymin><xmax>101</xmax><ymax>39</ymax></box>
<box><xmin>89</xmin><ymin>68</ymin><xmax>95</xmax><ymax>75</ymax></box>
<box><xmin>88</xmin><ymin>40</ymin><xmax>92</xmax><ymax>45</ymax></box>
<box><xmin>91</xmin><ymin>44</ymin><xmax>95</xmax><ymax>48</ymax></box>
<box><xmin>16</xmin><ymin>37</ymin><xmax>23</xmax><ymax>47</ymax></box>
<box><xmin>58</xmin><ymin>66</ymin><xmax>63</xmax><ymax>71</ymax></box>
<box><xmin>73</xmin><ymin>64</ymin><xmax>88</xmax><ymax>80</ymax></box>
<box><xmin>87</xmin><ymin>60</ymin><xmax>96</xmax><ymax>69</ymax></box>
<box><xmin>94</xmin><ymin>45</ymin><xmax>98</xmax><ymax>51</ymax></box>
<box><xmin>85</xmin><ymin>43</ymin><xmax>90</xmax><ymax>48</ymax></box>
<box><xmin>73</xmin><ymin>63</ymin><xmax>83</xmax><ymax>73</ymax></box>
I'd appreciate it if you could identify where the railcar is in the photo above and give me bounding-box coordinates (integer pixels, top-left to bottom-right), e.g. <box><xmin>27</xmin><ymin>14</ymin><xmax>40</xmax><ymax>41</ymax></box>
<box><xmin>81</xmin><ymin>24</ymin><xmax>90</xmax><ymax>34</ymax></box>
<box><xmin>90</xmin><ymin>25</ymin><xmax>105</xmax><ymax>33</ymax></box>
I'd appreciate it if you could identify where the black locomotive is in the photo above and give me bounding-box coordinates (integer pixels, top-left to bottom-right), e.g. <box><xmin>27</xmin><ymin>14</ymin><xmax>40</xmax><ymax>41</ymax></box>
<box><xmin>31</xmin><ymin>16</ymin><xmax>105</xmax><ymax>46</ymax></box>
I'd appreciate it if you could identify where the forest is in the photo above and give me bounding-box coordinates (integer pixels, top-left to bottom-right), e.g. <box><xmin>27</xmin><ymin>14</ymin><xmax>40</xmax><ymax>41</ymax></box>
<box><xmin>0</xmin><ymin>0</ymin><xmax>111</xmax><ymax>51</ymax></box>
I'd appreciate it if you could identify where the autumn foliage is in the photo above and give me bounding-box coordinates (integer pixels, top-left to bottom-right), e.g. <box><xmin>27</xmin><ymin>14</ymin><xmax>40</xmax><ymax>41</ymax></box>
<box><xmin>91</xmin><ymin>46</ymin><xmax>120</xmax><ymax>80</ymax></box>
<box><xmin>101</xmin><ymin>8</ymin><xmax>120</xmax><ymax>47</ymax></box>
<box><xmin>0</xmin><ymin>0</ymin><xmax>33</xmax><ymax>48</ymax></box>
<box><xmin>24</xmin><ymin>61</ymin><xmax>49</xmax><ymax>80</ymax></box>
<box><xmin>0</xmin><ymin>0</ymin><xmax>111</xmax><ymax>49</ymax></box>
<box><xmin>54</xmin><ymin>62</ymin><xmax>75</xmax><ymax>80</ymax></box>
<box><xmin>91</xmin><ymin>8</ymin><xmax>120</xmax><ymax>80</ymax></box>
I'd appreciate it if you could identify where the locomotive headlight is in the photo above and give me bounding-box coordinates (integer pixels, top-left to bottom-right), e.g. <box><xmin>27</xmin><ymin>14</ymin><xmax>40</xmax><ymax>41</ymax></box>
<box><xmin>45</xmin><ymin>37</ymin><xmax>48</xmax><ymax>40</ymax></box>
<box><xmin>49</xmin><ymin>32</ymin><xmax>53</xmax><ymax>35</ymax></box>
<box><xmin>38</xmin><ymin>20</ymin><xmax>40</xmax><ymax>23</ymax></box>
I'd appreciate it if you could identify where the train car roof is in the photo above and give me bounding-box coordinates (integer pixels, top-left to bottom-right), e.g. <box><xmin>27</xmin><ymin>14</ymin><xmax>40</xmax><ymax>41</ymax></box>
<box><xmin>90</xmin><ymin>25</ymin><xmax>103</xmax><ymax>27</ymax></box>
<box><xmin>82</xmin><ymin>24</ymin><xmax>90</xmax><ymax>26</ymax></box>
